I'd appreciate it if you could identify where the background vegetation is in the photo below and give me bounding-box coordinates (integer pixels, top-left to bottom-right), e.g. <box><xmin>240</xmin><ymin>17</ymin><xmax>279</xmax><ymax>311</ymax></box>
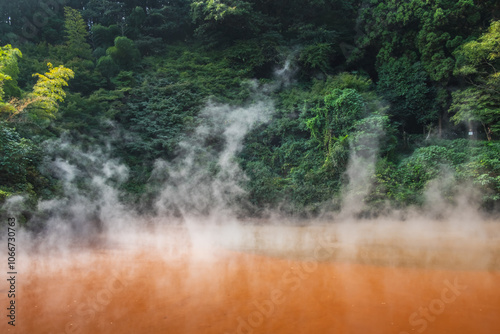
<box><xmin>1</xmin><ymin>0</ymin><xmax>500</xmax><ymax>221</ymax></box>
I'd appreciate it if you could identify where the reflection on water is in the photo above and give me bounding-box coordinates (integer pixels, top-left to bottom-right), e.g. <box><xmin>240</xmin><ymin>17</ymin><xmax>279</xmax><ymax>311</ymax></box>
<box><xmin>179</xmin><ymin>221</ymin><xmax>500</xmax><ymax>271</ymax></box>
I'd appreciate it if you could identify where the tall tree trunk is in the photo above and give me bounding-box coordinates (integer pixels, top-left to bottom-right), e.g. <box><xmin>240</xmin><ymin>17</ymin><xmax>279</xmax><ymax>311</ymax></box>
<box><xmin>482</xmin><ymin>122</ymin><xmax>491</xmax><ymax>141</ymax></box>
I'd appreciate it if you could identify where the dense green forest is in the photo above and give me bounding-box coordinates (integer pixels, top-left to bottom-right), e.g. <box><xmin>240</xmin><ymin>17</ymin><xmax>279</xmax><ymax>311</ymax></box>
<box><xmin>1</xmin><ymin>0</ymin><xmax>500</xmax><ymax>222</ymax></box>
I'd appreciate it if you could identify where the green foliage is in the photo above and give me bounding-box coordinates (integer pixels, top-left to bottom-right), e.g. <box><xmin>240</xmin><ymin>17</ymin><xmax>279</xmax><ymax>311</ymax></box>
<box><xmin>306</xmin><ymin>88</ymin><xmax>364</xmax><ymax>151</ymax></box>
<box><xmin>458</xmin><ymin>142</ymin><xmax>500</xmax><ymax>203</ymax></box>
<box><xmin>372</xmin><ymin>139</ymin><xmax>500</xmax><ymax>206</ymax></box>
<box><xmin>65</xmin><ymin>58</ymin><xmax>106</xmax><ymax>95</ymax></box>
<box><xmin>455</xmin><ymin>20</ymin><xmax>500</xmax><ymax>71</ymax></box>
<box><xmin>315</xmin><ymin>72</ymin><xmax>373</xmax><ymax>94</ymax></box>
<box><xmin>351</xmin><ymin>113</ymin><xmax>394</xmax><ymax>158</ymax></box>
<box><xmin>191</xmin><ymin>0</ymin><xmax>252</xmax><ymax>22</ymax></box>
<box><xmin>449</xmin><ymin>88</ymin><xmax>500</xmax><ymax>134</ymax></box>
<box><xmin>243</xmin><ymin>160</ymin><xmax>284</xmax><ymax>209</ymax></box>
<box><xmin>241</xmin><ymin>72</ymin><xmax>379</xmax><ymax>213</ymax></box>
<box><xmin>91</xmin><ymin>24</ymin><xmax>121</xmax><ymax>49</ymax></box>
<box><xmin>98</xmin><ymin>44</ymin><xmax>254</xmax><ymax>193</ymax></box>
<box><xmin>0</xmin><ymin>122</ymin><xmax>50</xmax><ymax>206</ymax></box>
<box><xmin>81</xmin><ymin>0</ymin><xmax>124</xmax><ymax>27</ymax></box>
<box><xmin>224</xmin><ymin>35</ymin><xmax>282</xmax><ymax>75</ymax></box>
<box><xmin>152</xmin><ymin>46</ymin><xmax>252</xmax><ymax>100</ymax></box>
<box><xmin>1</xmin><ymin>44</ymin><xmax>74</xmax><ymax>124</ymax></box>
<box><xmin>299</xmin><ymin>43</ymin><xmax>334</xmax><ymax>74</ymax></box>
<box><xmin>452</xmin><ymin>20</ymin><xmax>500</xmax><ymax>139</ymax></box>
<box><xmin>0</xmin><ymin>122</ymin><xmax>35</xmax><ymax>188</ymax></box>
<box><xmin>0</xmin><ymin>45</ymin><xmax>22</xmax><ymax>101</ymax></box>
<box><xmin>28</xmin><ymin>63</ymin><xmax>75</xmax><ymax>121</ymax></box>
<box><xmin>353</xmin><ymin>0</ymin><xmax>493</xmax><ymax>81</ymax></box>
<box><xmin>64</xmin><ymin>7</ymin><xmax>93</xmax><ymax>61</ymax></box>
<box><xmin>55</xmin><ymin>90</ymin><xmax>117</xmax><ymax>138</ymax></box>
<box><xmin>127</xmin><ymin>7</ymin><xmax>147</xmax><ymax>34</ymax></box>
<box><xmin>111</xmin><ymin>71</ymin><xmax>136</xmax><ymax>89</ymax></box>
<box><xmin>190</xmin><ymin>0</ymin><xmax>268</xmax><ymax>43</ymax></box>
<box><xmin>141</xmin><ymin>1</ymin><xmax>192</xmax><ymax>42</ymax></box>
<box><xmin>374</xmin><ymin>145</ymin><xmax>452</xmax><ymax>205</ymax></box>
<box><xmin>106</xmin><ymin>36</ymin><xmax>141</xmax><ymax>69</ymax></box>
<box><xmin>97</xmin><ymin>55</ymin><xmax>120</xmax><ymax>79</ymax></box>
<box><xmin>377</xmin><ymin>57</ymin><xmax>437</xmax><ymax>131</ymax></box>
<box><xmin>116</xmin><ymin>79</ymin><xmax>199</xmax><ymax>161</ymax></box>
<box><xmin>3</xmin><ymin>1</ymin><xmax>500</xmax><ymax>217</ymax></box>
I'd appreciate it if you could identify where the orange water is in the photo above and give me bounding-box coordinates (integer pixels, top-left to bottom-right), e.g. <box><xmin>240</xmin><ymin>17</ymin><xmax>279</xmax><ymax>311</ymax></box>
<box><xmin>4</xmin><ymin>245</ymin><xmax>500</xmax><ymax>334</ymax></box>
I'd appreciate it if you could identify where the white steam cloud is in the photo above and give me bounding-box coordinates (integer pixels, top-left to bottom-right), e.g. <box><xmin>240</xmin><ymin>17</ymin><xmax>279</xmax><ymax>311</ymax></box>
<box><xmin>340</xmin><ymin>114</ymin><xmax>386</xmax><ymax>217</ymax></box>
<box><xmin>152</xmin><ymin>97</ymin><xmax>273</xmax><ymax>219</ymax></box>
<box><xmin>152</xmin><ymin>61</ymin><xmax>296</xmax><ymax>221</ymax></box>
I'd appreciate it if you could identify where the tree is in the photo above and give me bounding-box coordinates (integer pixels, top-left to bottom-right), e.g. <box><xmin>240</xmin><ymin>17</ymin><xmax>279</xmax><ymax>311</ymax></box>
<box><xmin>64</xmin><ymin>6</ymin><xmax>92</xmax><ymax>61</ymax></box>
<box><xmin>306</xmin><ymin>88</ymin><xmax>365</xmax><ymax>167</ymax></box>
<box><xmin>90</xmin><ymin>24</ymin><xmax>121</xmax><ymax>50</ymax></box>
<box><xmin>123</xmin><ymin>6</ymin><xmax>146</xmax><ymax>39</ymax></box>
<box><xmin>96</xmin><ymin>55</ymin><xmax>120</xmax><ymax>79</ymax></box>
<box><xmin>30</xmin><ymin>63</ymin><xmax>75</xmax><ymax>118</ymax></box>
<box><xmin>452</xmin><ymin>20</ymin><xmax>500</xmax><ymax>140</ymax></box>
<box><xmin>82</xmin><ymin>0</ymin><xmax>125</xmax><ymax>27</ymax></box>
<box><xmin>307</xmin><ymin>88</ymin><xmax>365</xmax><ymax>144</ymax></box>
<box><xmin>0</xmin><ymin>122</ymin><xmax>36</xmax><ymax>192</ymax></box>
<box><xmin>299</xmin><ymin>43</ymin><xmax>334</xmax><ymax>74</ymax></box>
<box><xmin>377</xmin><ymin>57</ymin><xmax>437</xmax><ymax>134</ymax></box>
<box><xmin>106</xmin><ymin>36</ymin><xmax>140</xmax><ymax>68</ymax></box>
<box><xmin>351</xmin><ymin>0</ymin><xmax>495</xmax><ymax>82</ymax></box>
<box><xmin>3</xmin><ymin>62</ymin><xmax>74</xmax><ymax>123</ymax></box>
<box><xmin>142</xmin><ymin>0</ymin><xmax>192</xmax><ymax>42</ymax></box>
<box><xmin>191</xmin><ymin>0</ymin><xmax>252</xmax><ymax>22</ymax></box>
<box><xmin>190</xmin><ymin>0</ymin><xmax>267</xmax><ymax>43</ymax></box>
<box><xmin>0</xmin><ymin>45</ymin><xmax>22</xmax><ymax>102</ymax></box>
<box><xmin>449</xmin><ymin>88</ymin><xmax>499</xmax><ymax>140</ymax></box>
<box><xmin>347</xmin><ymin>1</ymin><xmax>500</xmax><ymax>137</ymax></box>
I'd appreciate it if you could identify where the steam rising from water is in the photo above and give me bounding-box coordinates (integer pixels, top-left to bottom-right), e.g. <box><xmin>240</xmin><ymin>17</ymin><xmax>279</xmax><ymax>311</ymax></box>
<box><xmin>0</xmin><ymin>58</ymin><xmax>498</xmax><ymax>272</ymax></box>
<box><xmin>340</xmin><ymin>113</ymin><xmax>387</xmax><ymax>218</ymax></box>
<box><xmin>152</xmin><ymin>95</ymin><xmax>273</xmax><ymax>219</ymax></box>
<box><xmin>0</xmin><ymin>60</ymin><xmax>499</xmax><ymax>334</ymax></box>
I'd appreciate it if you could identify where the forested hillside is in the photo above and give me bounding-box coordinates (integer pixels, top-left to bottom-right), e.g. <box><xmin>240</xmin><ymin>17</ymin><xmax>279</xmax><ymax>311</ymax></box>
<box><xmin>1</xmin><ymin>0</ymin><xmax>500</xmax><ymax>222</ymax></box>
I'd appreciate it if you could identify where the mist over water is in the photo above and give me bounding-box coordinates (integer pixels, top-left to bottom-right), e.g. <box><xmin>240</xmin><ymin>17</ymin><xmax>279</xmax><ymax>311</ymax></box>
<box><xmin>2</xmin><ymin>57</ymin><xmax>499</xmax><ymax>270</ymax></box>
<box><xmin>1</xmin><ymin>60</ymin><xmax>500</xmax><ymax>334</ymax></box>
